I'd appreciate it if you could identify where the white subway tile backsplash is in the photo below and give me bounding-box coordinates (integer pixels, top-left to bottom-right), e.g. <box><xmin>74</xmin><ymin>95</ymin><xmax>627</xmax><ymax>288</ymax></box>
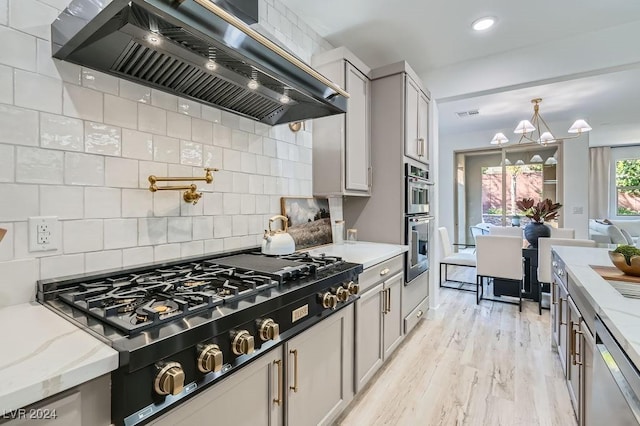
<box><xmin>223</xmin><ymin>149</ymin><xmax>242</xmax><ymax>172</ymax></box>
<box><xmin>16</xmin><ymin>147</ymin><xmax>64</xmax><ymax>184</ymax></box>
<box><xmin>0</xmin><ymin>0</ymin><xmax>7</xmax><ymax>25</ymax></box>
<box><xmin>9</xmin><ymin>0</ymin><xmax>58</xmax><ymax>40</ymax></box>
<box><xmin>223</xmin><ymin>193</ymin><xmax>241</xmax><ymax>215</ymax></box>
<box><xmin>221</xmin><ymin>111</ymin><xmax>240</xmax><ymax>129</ymax></box>
<box><xmin>282</xmin><ymin>160</ymin><xmax>294</xmax><ymax>178</ymax></box>
<box><xmin>241</xmin><ymin>152</ymin><xmax>257</xmax><ymax>174</ymax></box>
<box><xmin>64</xmin><ymin>152</ymin><xmax>104</xmax><ymax>186</ymax></box>
<box><xmin>231</xmin><ymin>130</ymin><xmax>249</xmax><ymax>151</ymax></box>
<box><xmin>255</xmin><ymin>195</ymin><xmax>270</xmax><ymax>214</ymax></box>
<box><xmin>105</xmin><ymin>157</ymin><xmax>138</xmax><ymax>188</ymax></box>
<box><xmin>289</xmin><ymin>179</ymin><xmax>300</xmax><ymax>195</ymax></box>
<box><xmin>104</xmin><ymin>219</ymin><xmax>138</xmax><ymax>249</ymax></box>
<box><xmin>178</xmin><ymin>99</ymin><xmax>201</xmax><ymax>118</ymax></box>
<box><xmin>85</xmin><ymin>187</ymin><xmax>121</xmax><ymax>218</ymax></box>
<box><xmin>139</xmin><ymin>104</ymin><xmax>167</xmax><ymax>135</ymax></box>
<box><xmin>63</xmin><ymin>220</ymin><xmax>103</xmax><ymax>254</ymax></box>
<box><xmin>213</xmin><ymin>215</ymin><xmax>232</xmax><ymax>238</ymax></box>
<box><xmin>167</xmin><ymin>164</ymin><xmax>193</xmax><ymax>177</ymax></box>
<box><xmin>248</xmin><ymin>215</ymin><xmax>263</xmax><ymax>235</ymax></box>
<box><xmin>122</xmin><ymin>246</ymin><xmax>153</xmax><ymax>267</ymax></box>
<box><xmin>248</xmin><ymin>134</ymin><xmax>263</xmax><ymax>155</ymax></box>
<box><xmin>40</xmin><ymin>254</ymin><xmax>84</xmax><ymax>281</ymax></box>
<box><xmin>122</xmin><ymin>189</ymin><xmax>153</xmax><ymax>217</ymax></box>
<box><xmin>122</xmin><ymin>129</ymin><xmax>153</xmax><ymax>160</ymax></box>
<box><xmin>168</xmin><ymin>217</ymin><xmax>192</xmax><ymax>243</ymax></box>
<box><xmin>81</xmin><ymin>68</ymin><xmax>119</xmax><ymax>95</ymax></box>
<box><xmin>154</xmin><ymin>244</ymin><xmax>181</xmax><ymax>262</ymax></box>
<box><xmin>270</xmin><ymin>158</ymin><xmax>283</xmax><ymax>176</ymax></box>
<box><xmin>85</xmin><ymin>122</ymin><xmax>121</xmax><ymax>156</ymax></box>
<box><xmin>181</xmin><ymin>241</ymin><xmax>204</xmax><ymax>258</ymax></box>
<box><xmin>240</xmin><ymin>194</ymin><xmax>256</xmax><ymax>214</ymax></box>
<box><xmin>192</xmin><ymin>216</ymin><xmax>214</xmax><ymax>240</ymax></box>
<box><xmin>85</xmin><ymin>250</ymin><xmax>122</xmax><ymax>273</ymax></box>
<box><xmin>276</xmin><ymin>140</ymin><xmax>289</xmax><ymax>160</ymax></box>
<box><xmin>203</xmin><ymin>145</ymin><xmax>223</xmax><ymax>169</ymax></box>
<box><xmin>239</xmin><ymin>118</ymin><xmax>255</xmax><ymax>134</ymax></box>
<box><xmin>120</xmin><ymin>80</ymin><xmax>150</xmax><ymax>104</ymax></box>
<box><xmin>104</xmin><ymin>95</ymin><xmax>138</xmax><ymax>129</ymax></box>
<box><xmin>0</xmin><ymin>65</ymin><xmax>12</xmax><ymax>104</ymax></box>
<box><xmin>153</xmin><ymin>191</ymin><xmax>180</xmax><ymax>217</ymax></box>
<box><xmin>63</xmin><ymin>83</ymin><xmax>103</xmax><ymax>122</ymax></box>
<box><xmin>263</xmin><ymin>176</ymin><xmax>277</xmax><ymax>194</ymax></box>
<box><xmin>203</xmin><ymin>192</ymin><xmax>223</xmax><ymax>216</ymax></box>
<box><xmin>36</xmin><ymin>39</ymin><xmax>81</xmax><ymax>85</ymax></box>
<box><xmin>263</xmin><ymin>137</ymin><xmax>276</xmax><ymax>157</ymax></box>
<box><xmin>0</xmin><ymin>144</ymin><xmax>14</xmax><ymax>182</ymax></box>
<box><xmin>40</xmin><ymin>186</ymin><xmax>83</xmax><ymax>219</ymax></box>
<box><xmin>180</xmin><ymin>141</ymin><xmax>203</xmax><ymax>166</ymax></box>
<box><xmin>0</xmin><ymin>104</ymin><xmax>38</xmax><ymax>146</ymax></box>
<box><xmin>213</xmin><ymin>124</ymin><xmax>232</xmax><ymax>148</ymax></box>
<box><xmin>167</xmin><ymin>112</ymin><xmax>192</xmax><ymax>140</ymax></box>
<box><xmin>232</xmin><ymin>173</ymin><xmax>250</xmax><ymax>194</ymax></box>
<box><xmin>138</xmin><ymin>217</ymin><xmax>167</xmax><ymax>246</ymax></box>
<box><xmin>0</xmin><ymin>223</ymin><xmax>13</xmax><ymax>261</ymax></box>
<box><xmin>213</xmin><ymin>170</ymin><xmax>232</xmax><ymax>193</ymax></box>
<box><xmin>180</xmin><ymin>195</ymin><xmax>203</xmax><ymax>216</ymax></box>
<box><xmin>256</xmin><ymin>156</ymin><xmax>270</xmax><ymax>176</ymax></box>
<box><xmin>192</xmin><ymin>119</ymin><xmax>213</xmax><ymax>144</ymax></box>
<box><xmin>204</xmin><ymin>238</ymin><xmax>223</xmax><ymax>254</ymax></box>
<box><xmin>0</xmin><ymin>258</ymin><xmax>39</xmax><ymax>306</ymax></box>
<box><xmin>201</xmin><ymin>106</ymin><xmax>221</xmax><ymax>123</ymax></box>
<box><xmin>151</xmin><ymin>89</ymin><xmax>177</xmax><ymax>111</ymax></box>
<box><xmin>0</xmin><ymin>25</ymin><xmax>36</xmax><ymax>72</ymax></box>
<box><xmin>153</xmin><ymin>136</ymin><xmax>179</xmax><ymax>163</ymax></box>
<box><xmin>14</xmin><ymin>70</ymin><xmax>62</xmax><ymax>114</ymax></box>
<box><xmin>249</xmin><ymin>175</ymin><xmax>264</xmax><ymax>195</ymax></box>
<box><xmin>40</xmin><ymin>113</ymin><xmax>83</xmax><ymax>152</ymax></box>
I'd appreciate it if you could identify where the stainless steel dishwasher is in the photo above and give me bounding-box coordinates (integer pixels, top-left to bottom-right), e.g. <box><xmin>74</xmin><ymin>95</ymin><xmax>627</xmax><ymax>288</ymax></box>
<box><xmin>591</xmin><ymin>316</ymin><xmax>640</xmax><ymax>425</ymax></box>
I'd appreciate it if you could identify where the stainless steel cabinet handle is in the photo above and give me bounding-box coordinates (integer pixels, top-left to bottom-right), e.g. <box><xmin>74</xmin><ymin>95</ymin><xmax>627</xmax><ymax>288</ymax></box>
<box><xmin>387</xmin><ymin>288</ymin><xmax>392</xmax><ymax>313</ymax></box>
<box><xmin>418</xmin><ymin>138</ymin><xmax>425</xmax><ymax>157</ymax></box>
<box><xmin>289</xmin><ymin>349</ymin><xmax>298</xmax><ymax>392</ymax></box>
<box><xmin>575</xmin><ymin>327</ymin><xmax>583</xmax><ymax>366</ymax></box>
<box><xmin>273</xmin><ymin>359</ymin><xmax>283</xmax><ymax>405</ymax></box>
<box><xmin>559</xmin><ymin>298</ymin><xmax>566</xmax><ymax>325</ymax></box>
<box><xmin>570</xmin><ymin>321</ymin><xmax>576</xmax><ymax>365</ymax></box>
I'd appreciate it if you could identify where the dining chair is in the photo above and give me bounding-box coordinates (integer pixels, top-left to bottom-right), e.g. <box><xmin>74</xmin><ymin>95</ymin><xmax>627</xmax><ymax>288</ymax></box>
<box><xmin>488</xmin><ymin>226</ymin><xmax>523</xmax><ymax>237</ymax></box>
<box><xmin>537</xmin><ymin>237</ymin><xmax>596</xmax><ymax>314</ymax></box>
<box><xmin>469</xmin><ymin>226</ymin><xmax>489</xmax><ymax>251</ymax></box>
<box><xmin>438</xmin><ymin>227</ymin><xmax>476</xmax><ymax>291</ymax></box>
<box><xmin>475</xmin><ymin>235</ymin><xmax>523</xmax><ymax>311</ymax></box>
<box><xmin>550</xmin><ymin>228</ymin><xmax>575</xmax><ymax>238</ymax></box>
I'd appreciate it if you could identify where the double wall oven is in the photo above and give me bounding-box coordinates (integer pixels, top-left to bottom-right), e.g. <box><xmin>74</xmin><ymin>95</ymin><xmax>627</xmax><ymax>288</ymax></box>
<box><xmin>405</xmin><ymin>163</ymin><xmax>433</xmax><ymax>283</ymax></box>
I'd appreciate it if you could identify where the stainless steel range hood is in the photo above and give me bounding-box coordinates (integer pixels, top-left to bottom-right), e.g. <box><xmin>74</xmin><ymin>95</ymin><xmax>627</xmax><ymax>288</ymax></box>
<box><xmin>52</xmin><ymin>0</ymin><xmax>348</xmax><ymax>125</ymax></box>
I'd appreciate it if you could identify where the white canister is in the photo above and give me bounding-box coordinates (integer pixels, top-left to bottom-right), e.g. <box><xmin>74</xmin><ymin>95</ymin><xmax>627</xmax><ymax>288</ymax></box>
<box><xmin>333</xmin><ymin>220</ymin><xmax>345</xmax><ymax>245</ymax></box>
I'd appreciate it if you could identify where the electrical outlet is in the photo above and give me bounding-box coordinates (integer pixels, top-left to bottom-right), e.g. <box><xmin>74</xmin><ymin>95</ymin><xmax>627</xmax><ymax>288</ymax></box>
<box><xmin>29</xmin><ymin>216</ymin><xmax>59</xmax><ymax>252</ymax></box>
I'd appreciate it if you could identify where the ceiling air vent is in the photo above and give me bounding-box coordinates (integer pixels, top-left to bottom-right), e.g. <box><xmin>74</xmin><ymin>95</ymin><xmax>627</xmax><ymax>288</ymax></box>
<box><xmin>456</xmin><ymin>109</ymin><xmax>480</xmax><ymax>118</ymax></box>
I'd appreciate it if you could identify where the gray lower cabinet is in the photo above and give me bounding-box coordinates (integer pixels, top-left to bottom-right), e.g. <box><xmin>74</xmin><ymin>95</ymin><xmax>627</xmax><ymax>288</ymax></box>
<box><xmin>567</xmin><ymin>296</ymin><xmax>581</xmax><ymax>415</ymax></box>
<box><xmin>6</xmin><ymin>375</ymin><xmax>110</xmax><ymax>426</ymax></box>
<box><xmin>286</xmin><ymin>304</ymin><xmax>354</xmax><ymax>426</ymax></box>
<box><xmin>354</xmin><ymin>263</ymin><xmax>404</xmax><ymax>393</ymax></box>
<box><xmin>151</xmin><ymin>346</ymin><xmax>283</xmax><ymax>426</ymax></box>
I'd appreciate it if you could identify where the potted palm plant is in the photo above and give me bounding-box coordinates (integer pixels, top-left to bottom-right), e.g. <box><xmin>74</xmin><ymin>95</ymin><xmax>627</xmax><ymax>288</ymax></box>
<box><xmin>516</xmin><ymin>198</ymin><xmax>562</xmax><ymax>247</ymax></box>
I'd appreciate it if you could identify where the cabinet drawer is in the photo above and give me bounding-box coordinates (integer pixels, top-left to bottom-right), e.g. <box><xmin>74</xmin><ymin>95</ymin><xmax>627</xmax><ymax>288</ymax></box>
<box><xmin>359</xmin><ymin>255</ymin><xmax>403</xmax><ymax>293</ymax></box>
<box><xmin>404</xmin><ymin>296</ymin><xmax>428</xmax><ymax>335</ymax></box>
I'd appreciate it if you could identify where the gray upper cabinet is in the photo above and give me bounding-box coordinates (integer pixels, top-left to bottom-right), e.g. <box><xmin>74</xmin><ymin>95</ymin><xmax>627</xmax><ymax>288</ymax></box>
<box><xmin>405</xmin><ymin>75</ymin><xmax>429</xmax><ymax>164</ymax></box>
<box><xmin>312</xmin><ymin>48</ymin><xmax>372</xmax><ymax>197</ymax></box>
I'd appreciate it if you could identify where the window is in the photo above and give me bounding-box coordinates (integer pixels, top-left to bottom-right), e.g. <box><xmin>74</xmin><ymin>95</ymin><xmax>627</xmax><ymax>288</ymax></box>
<box><xmin>616</xmin><ymin>158</ymin><xmax>640</xmax><ymax>216</ymax></box>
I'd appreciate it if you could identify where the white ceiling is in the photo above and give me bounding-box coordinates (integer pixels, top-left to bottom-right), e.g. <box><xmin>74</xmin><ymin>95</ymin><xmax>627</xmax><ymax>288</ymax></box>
<box><xmin>280</xmin><ymin>0</ymin><xmax>640</xmax><ymax>143</ymax></box>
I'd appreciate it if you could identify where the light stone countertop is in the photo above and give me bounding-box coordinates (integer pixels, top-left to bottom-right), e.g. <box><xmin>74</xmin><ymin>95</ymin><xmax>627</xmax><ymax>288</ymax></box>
<box><xmin>553</xmin><ymin>246</ymin><xmax>640</xmax><ymax>369</ymax></box>
<box><xmin>305</xmin><ymin>241</ymin><xmax>408</xmax><ymax>269</ymax></box>
<box><xmin>0</xmin><ymin>302</ymin><xmax>118</xmax><ymax>412</ymax></box>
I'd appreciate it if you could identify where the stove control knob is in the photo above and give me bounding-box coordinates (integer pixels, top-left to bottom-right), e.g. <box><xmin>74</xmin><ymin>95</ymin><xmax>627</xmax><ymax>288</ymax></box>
<box><xmin>346</xmin><ymin>281</ymin><xmax>359</xmax><ymax>295</ymax></box>
<box><xmin>334</xmin><ymin>287</ymin><xmax>349</xmax><ymax>302</ymax></box>
<box><xmin>258</xmin><ymin>318</ymin><xmax>280</xmax><ymax>341</ymax></box>
<box><xmin>197</xmin><ymin>344</ymin><xmax>223</xmax><ymax>373</ymax></box>
<box><xmin>154</xmin><ymin>362</ymin><xmax>185</xmax><ymax>396</ymax></box>
<box><xmin>320</xmin><ymin>292</ymin><xmax>338</xmax><ymax>310</ymax></box>
<box><xmin>232</xmin><ymin>330</ymin><xmax>255</xmax><ymax>356</ymax></box>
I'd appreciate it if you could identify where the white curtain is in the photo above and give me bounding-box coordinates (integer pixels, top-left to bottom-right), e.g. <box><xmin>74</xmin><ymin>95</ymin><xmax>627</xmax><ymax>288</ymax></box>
<box><xmin>589</xmin><ymin>146</ymin><xmax>611</xmax><ymax>218</ymax></box>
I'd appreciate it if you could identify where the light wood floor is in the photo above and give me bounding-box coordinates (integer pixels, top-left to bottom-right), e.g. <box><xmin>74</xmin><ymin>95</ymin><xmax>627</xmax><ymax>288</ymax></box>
<box><xmin>337</xmin><ymin>267</ymin><xmax>577</xmax><ymax>426</ymax></box>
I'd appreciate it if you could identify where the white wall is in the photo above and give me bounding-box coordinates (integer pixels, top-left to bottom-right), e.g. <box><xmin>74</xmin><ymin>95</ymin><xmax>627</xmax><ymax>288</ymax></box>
<box><xmin>0</xmin><ymin>0</ymin><xmax>334</xmax><ymax>307</ymax></box>
<box><xmin>562</xmin><ymin>135</ymin><xmax>590</xmax><ymax>238</ymax></box>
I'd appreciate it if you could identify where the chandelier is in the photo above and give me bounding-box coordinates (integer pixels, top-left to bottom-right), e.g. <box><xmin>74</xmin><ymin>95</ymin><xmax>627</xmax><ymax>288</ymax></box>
<box><xmin>490</xmin><ymin>98</ymin><xmax>592</xmax><ymax>146</ymax></box>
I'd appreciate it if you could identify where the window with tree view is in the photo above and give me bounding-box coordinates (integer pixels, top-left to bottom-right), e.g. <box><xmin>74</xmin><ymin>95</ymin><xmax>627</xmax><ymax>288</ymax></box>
<box><xmin>616</xmin><ymin>158</ymin><xmax>640</xmax><ymax>216</ymax></box>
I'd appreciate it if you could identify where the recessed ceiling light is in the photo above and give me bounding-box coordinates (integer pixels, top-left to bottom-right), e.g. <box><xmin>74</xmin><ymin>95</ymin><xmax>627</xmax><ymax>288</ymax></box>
<box><xmin>472</xmin><ymin>17</ymin><xmax>495</xmax><ymax>31</ymax></box>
